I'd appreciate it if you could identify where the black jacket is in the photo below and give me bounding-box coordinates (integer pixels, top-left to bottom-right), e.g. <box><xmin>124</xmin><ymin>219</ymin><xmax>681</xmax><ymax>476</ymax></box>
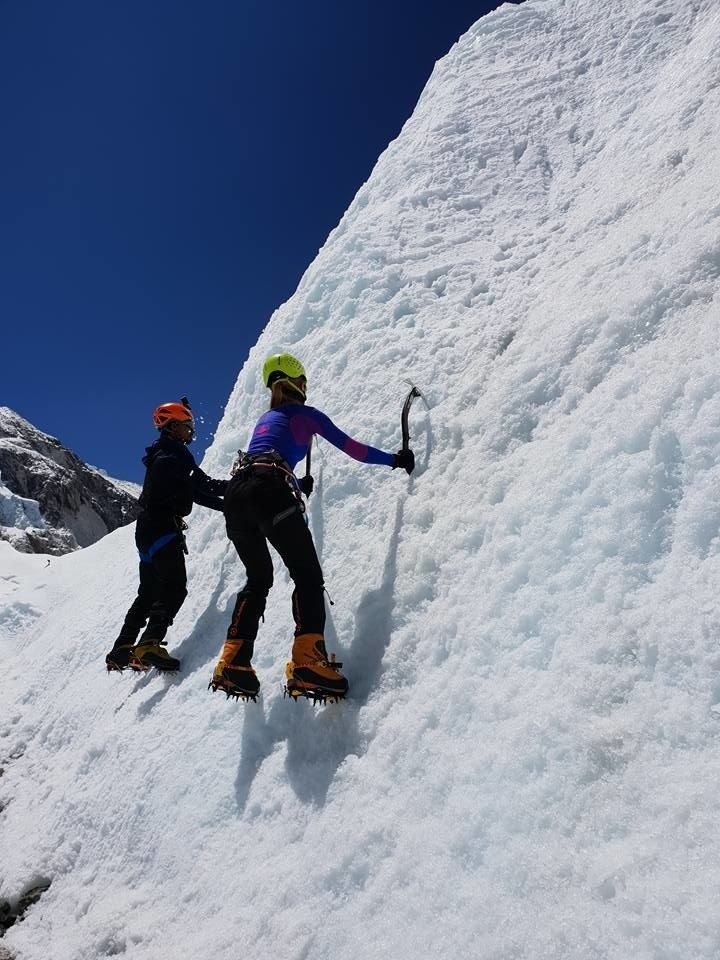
<box><xmin>138</xmin><ymin>436</ymin><xmax>227</xmax><ymax>521</ymax></box>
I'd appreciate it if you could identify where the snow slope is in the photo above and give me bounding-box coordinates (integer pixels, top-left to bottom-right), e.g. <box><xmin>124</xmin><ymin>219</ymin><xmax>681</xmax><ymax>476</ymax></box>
<box><xmin>2</xmin><ymin>0</ymin><xmax>720</xmax><ymax>957</ymax></box>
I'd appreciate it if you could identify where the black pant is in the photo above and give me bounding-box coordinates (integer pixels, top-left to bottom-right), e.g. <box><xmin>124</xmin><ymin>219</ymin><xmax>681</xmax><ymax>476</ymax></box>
<box><xmin>224</xmin><ymin>470</ymin><xmax>324</xmax><ymax>655</ymax></box>
<box><xmin>116</xmin><ymin>519</ymin><xmax>188</xmax><ymax>645</ymax></box>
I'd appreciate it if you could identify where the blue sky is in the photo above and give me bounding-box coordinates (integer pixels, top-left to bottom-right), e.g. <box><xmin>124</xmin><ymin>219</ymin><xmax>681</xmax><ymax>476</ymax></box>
<box><xmin>1</xmin><ymin>0</ymin><xmax>510</xmax><ymax>482</ymax></box>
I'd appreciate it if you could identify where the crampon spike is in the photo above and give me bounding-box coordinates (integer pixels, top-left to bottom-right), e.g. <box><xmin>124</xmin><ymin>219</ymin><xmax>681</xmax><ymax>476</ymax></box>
<box><xmin>128</xmin><ymin>657</ymin><xmax>150</xmax><ymax>674</ymax></box>
<box><xmin>208</xmin><ymin>678</ymin><xmax>257</xmax><ymax>703</ymax></box>
<box><xmin>283</xmin><ymin>682</ymin><xmax>345</xmax><ymax>705</ymax></box>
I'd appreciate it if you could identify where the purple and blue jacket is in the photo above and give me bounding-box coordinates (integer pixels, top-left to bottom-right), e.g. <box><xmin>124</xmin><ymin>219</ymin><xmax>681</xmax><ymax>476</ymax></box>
<box><xmin>247</xmin><ymin>404</ymin><xmax>395</xmax><ymax>471</ymax></box>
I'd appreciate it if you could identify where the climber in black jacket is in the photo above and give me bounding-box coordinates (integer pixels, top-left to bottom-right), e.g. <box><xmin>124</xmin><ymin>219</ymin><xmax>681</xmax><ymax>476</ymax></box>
<box><xmin>105</xmin><ymin>399</ymin><xmax>227</xmax><ymax>674</ymax></box>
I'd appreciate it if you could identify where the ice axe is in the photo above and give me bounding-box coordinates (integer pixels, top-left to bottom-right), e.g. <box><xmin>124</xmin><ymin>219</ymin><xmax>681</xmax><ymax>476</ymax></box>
<box><xmin>302</xmin><ymin>382</ymin><xmax>422</xmax><ymax>494</ymax></box>
<box><xmin>302</xmin><ymin>443</ymin><xmax>314</xmax><ymax>497</ymax></box>
<box><xmin>401</xmin><ymin>382</ymin><xmax>422</xmax><ymax>454</ymax></box>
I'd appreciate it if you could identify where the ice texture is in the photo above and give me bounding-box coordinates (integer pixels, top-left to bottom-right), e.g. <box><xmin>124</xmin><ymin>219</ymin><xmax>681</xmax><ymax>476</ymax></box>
<box><xmin>1</xmin><ymin>1</ymin><xmax>720</xmax><ymax>958</ymax></box>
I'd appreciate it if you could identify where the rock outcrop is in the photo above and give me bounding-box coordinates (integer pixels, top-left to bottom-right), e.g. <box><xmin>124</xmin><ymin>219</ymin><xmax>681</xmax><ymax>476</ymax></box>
<box><xmin>0</xmin><ymin>407</ymin><xmax>139</xmax><ymax>555</ymax></box>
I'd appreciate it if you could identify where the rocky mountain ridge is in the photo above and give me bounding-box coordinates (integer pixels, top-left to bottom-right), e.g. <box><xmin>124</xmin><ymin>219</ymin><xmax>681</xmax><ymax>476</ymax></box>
<box><xmin>0</xmin><ymin>407</ymin><xmax>139</xmax><ymax>555</ymax></box>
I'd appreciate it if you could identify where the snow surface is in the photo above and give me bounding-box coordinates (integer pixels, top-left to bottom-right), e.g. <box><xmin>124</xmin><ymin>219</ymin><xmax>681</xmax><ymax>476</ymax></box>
<box><xmin>2</xmin><ymin>0</ymin><xmax>720</xmax><ymax>957</ymax></box>
<box><xmin>86</xmin><ymin>469</ymin><xmax>141</xmax><ymax>502</ymax></box>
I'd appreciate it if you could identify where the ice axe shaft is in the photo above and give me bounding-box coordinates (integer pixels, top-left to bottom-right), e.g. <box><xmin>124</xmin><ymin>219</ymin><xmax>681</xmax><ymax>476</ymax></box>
<box><xmin>401</xmin><ymin>384</ymin><xmax>422</xmax><ymax>452</ymax></box>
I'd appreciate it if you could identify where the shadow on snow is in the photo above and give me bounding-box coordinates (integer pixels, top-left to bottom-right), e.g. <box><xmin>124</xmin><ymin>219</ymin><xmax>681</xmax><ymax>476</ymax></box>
<box><xmin>234</xmin><ymin>495</ymin><xmax>406</xmax><ymax>810</ymax></box>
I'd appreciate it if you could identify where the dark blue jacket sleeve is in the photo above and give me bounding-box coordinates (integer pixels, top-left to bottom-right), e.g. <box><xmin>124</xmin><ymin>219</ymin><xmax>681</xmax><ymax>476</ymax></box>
<box><xmin>191</xmin><ymin>466</ymin><xmax>227</xmax><ymax>512</ymax></box>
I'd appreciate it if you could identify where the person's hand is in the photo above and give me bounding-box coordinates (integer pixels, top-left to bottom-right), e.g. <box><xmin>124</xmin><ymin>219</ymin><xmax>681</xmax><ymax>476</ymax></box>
<box><xmin>393</xmin><ymin>449</ymin><xmax>415</xmax><ymax>475</ymax></box>
<box><xmin>298</xmin><ymin>474</ymin><xmax>314</xmax><ymax>496</ymax></box>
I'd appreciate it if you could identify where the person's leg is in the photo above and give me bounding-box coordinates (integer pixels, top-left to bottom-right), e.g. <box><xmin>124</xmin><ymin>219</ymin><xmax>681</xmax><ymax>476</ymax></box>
<box><xmin>210</xmin><ymin>477</ymin><xmax>273</xmax><ymax>698</ymax></box>
<box><xmin>263</xmin><ymin>507</ymin><xmax>325</xmax><ymax>636</ymax></box>
<box><xmin>139</xmin><ymin>536</ymin><xmax>187</xmax><ymax>642</ymax></box>
<box><xmin>224</xmin><ymin>526</ymin><xmax>274</xmax><ymax>658</ymax></box>
<box><xmin>223</xmin><ymin>476</ymin><xmax>276</xmax><ymax>656</ymax></box>
<box><xmin>114</xmin><ymin>561</ymin><xmax>155</xmax><ymax>643</ymax></box>
<box><xmin>130</xmin><ymin>536</ymin><xmax>186</xmax><ymax>671</ymax></box>
<box><xmin>261</xmin><ymin>493</ymin><xmax>346</xmax><ymax>697</ymax></box>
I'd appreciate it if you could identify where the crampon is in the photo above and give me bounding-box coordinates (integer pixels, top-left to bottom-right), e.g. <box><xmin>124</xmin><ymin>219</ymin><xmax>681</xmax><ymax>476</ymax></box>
<box><xmin>126</xmin><ymin>656</ymin><xmax>179</xmax><ymax>674</ymax></box>
<box><xmin>208</xmin><ymin>675</ymin><xmax>258</xmax><ymax>703</ymax></box>
<box><xmin>106</xmin><ymin>659</ymin><xmax>128</xmax><ymax>674</ymax></box>
<box><xmin>127</xmin><ymin>655</ymin><xmax>150</xmax><ymax>673</ymax></box>
<box><xmin>283</xmin><ymin>658</ymin><xmax>347</xmax><ymax>705</ymax></box>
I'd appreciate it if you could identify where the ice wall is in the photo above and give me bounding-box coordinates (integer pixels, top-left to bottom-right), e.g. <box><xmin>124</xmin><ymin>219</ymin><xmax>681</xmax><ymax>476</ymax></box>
<box><xmin>1</xmin><ymin>2</ymin><xmax>720</xmax><ymax>958</ymax></box>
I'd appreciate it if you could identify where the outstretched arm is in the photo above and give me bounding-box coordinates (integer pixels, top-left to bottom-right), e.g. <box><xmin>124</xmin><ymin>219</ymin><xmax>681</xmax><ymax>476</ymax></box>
<box><xmin>191</xmin><ymin>466</ymin><xmax>227</xmax><ymax>511</ymax></box>
<box><xmin>293</xmin><ymin>407</ymin><xmax>396</xmax><ymax>467</ymax></box>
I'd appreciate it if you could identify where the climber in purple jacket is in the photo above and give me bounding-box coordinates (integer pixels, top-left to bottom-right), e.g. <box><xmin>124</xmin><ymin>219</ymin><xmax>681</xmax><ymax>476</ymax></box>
<box><xmin>209</xmin><ymin>352</ymin><xmax>414</xmax><ymax>703</ymax></box>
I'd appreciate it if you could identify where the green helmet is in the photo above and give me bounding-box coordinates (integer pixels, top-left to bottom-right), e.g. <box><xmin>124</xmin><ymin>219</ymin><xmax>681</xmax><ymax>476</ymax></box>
<box><xmin>262</xmin><ymin>352</ymin><xmax>306</xmax><ymax>387</ymax></box>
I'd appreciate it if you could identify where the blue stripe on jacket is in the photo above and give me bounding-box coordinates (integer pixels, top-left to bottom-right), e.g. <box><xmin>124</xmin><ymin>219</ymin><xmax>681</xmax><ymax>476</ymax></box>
<box><xmin>138</xmin><ymin>532</ymin><xmax>178</xmax><ymax>564</ymax></box>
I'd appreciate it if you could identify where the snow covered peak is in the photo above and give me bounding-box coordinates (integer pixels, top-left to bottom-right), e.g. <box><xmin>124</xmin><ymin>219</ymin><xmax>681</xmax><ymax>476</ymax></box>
<box><xmin>0</xmin><ymin>406</ymin><xmax>139</xmax><ymax>554</ymax></box>
<box><xmin>2</xmin><ymin>2</ymin><xmax>720</xmax><ymax>958</ymax></box>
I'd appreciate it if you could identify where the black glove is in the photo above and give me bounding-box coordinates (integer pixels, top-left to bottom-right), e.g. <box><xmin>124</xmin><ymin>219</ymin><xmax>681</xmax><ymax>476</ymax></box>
<box><xmin>298</xmin><ymin>474</ymin><xmax>314</xmax><ymax>496</ymax></box>
<box><xmin>393</xmin><ymin>449</ymin><xmax>415</xmax><ymax>475</ymax></box>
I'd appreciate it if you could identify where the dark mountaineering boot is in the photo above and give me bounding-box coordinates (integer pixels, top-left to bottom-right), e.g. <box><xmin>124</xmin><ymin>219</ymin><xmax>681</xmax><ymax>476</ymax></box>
<box><xmin>209</xmin><ymin>640</ymin><xmax>260</xmax><ymax>701</ymax></box>
<box><xmin>285</xmin><ymin>633</ymin><xmax>348</xmax><ymax>703</ymax></box>
<box><xmin>129</xmin><ymin>640</ymin><xmax>181</xmax><ymax>673</ymax></box>
<box><xmin>105</xmin><ymin>642</ymin><xmax>136</xmax><ymax>673</ymax></box>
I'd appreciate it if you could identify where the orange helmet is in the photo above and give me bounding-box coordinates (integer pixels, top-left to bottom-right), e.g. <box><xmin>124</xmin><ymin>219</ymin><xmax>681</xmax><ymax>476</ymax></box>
<box><xmin>152</xmin><ymin>401</ymin><xmax>193</xmax><ymax>430</ymax></box>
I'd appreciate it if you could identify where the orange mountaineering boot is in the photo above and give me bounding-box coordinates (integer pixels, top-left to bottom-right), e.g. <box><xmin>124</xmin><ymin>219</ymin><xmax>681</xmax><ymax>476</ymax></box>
<box><xmin>209</xmin><ymin>639</ymin><xmax>259</xmax><ymax>702</ymax></box>
<box><xmin>130</xmin><ymin>640</ymin><xmax>181</xmax><ymax>673</ymax></box>
<box><xmin>285</xmin><ymin>633</ymin><xmax>348</xmax><ymax>703</ymax></box>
